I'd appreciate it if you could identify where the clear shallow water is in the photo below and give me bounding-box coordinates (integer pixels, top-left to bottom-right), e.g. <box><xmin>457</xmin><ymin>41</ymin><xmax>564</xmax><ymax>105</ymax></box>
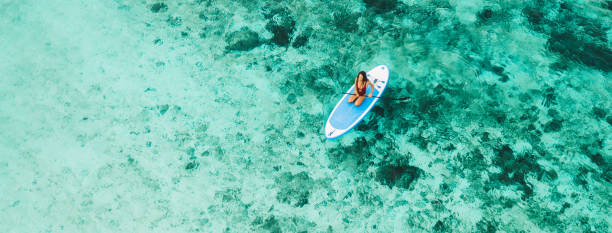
<box><xmin>0</xmin><ymin>0</ymin><xmax>610</xmax><ymax>232</ymax></box>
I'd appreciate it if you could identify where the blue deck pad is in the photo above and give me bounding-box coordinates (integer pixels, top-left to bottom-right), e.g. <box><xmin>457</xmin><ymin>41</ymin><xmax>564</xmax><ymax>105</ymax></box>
<box><xmin>329</xmin><ymin>86</ymin><xmax>380</xmax><ymax>130</ymax></box>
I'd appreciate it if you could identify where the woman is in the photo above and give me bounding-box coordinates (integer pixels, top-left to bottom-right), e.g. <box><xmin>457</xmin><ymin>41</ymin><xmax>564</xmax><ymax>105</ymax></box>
<box><xmin>348</xmin><ymin>71</ymin><xmax>374</xmax><ymax>107</ymax></box>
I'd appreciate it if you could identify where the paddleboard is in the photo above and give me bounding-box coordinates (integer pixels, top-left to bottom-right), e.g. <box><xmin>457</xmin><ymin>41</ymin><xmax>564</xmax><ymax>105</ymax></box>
<box><xmin>325</xmin><ymin>65</ymin><xmax>389</xmax><ymax>139</ymax></box>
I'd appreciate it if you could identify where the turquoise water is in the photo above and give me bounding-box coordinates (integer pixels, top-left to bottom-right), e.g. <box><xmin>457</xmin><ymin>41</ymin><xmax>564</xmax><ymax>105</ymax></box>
<box><xmin>0</xmin><ymin>0</ymin><xmax>610</xmax><ymax>232</ymax></box>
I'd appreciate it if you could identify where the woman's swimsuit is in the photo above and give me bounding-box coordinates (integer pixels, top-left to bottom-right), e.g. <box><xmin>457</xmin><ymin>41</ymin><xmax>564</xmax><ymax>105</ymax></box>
<box><xmin>355</xmin><ymin>79</ymin><xmax>367</xmax><ymax>96</ymax></box>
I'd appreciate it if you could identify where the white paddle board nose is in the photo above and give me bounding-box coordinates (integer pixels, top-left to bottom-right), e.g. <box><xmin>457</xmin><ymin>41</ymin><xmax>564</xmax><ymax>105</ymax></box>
<box><xmin>325</xmin><ymin>121</ymin><xmax>346</xmax><ymax>139</ymax></box>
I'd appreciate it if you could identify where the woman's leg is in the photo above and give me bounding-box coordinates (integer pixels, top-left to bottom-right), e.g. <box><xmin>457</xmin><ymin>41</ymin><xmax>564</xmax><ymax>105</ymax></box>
<box><xmin>348</xmin><ymin>94</ymin><xmax>357</xmax><ymax>103</ymax></box>
<box><xmin>355</xmin><ymin>96</ymin><xmax>366</xmax><ymax>106</ymax></box>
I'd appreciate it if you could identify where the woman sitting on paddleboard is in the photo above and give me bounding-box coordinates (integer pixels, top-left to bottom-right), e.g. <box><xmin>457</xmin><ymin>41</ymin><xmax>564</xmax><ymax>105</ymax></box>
<box><xmin>348</xmin><ymin>71</ymin><xmax>374</xmax><ymax>107</ymax></box>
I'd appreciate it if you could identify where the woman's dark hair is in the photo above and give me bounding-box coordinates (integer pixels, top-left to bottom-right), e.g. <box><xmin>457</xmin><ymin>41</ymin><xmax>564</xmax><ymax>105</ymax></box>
<box><xmin>358</xmin><ymin>71</ymin><xmax>367</xmax><ymax>83</ymax></box>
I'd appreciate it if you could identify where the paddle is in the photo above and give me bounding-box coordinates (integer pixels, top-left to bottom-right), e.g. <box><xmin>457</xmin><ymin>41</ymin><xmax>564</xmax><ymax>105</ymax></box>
<box><xmin>342</xmin><ymin>93</ymin><xmax>411</xmax><ymax>101</ymax></box>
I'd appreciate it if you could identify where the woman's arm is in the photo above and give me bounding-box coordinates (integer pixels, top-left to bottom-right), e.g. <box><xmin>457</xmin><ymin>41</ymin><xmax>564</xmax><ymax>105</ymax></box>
<box><xmin>353</xmin><ymin>78</ymin><xmax>358</xmax><ymax>95</ymax></box>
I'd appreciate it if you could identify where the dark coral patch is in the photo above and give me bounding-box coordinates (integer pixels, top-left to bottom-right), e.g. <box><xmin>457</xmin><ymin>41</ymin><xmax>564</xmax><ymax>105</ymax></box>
<box><xmin>433</xmin><ymin>220</ymin><xmax>446</xmax><ymax>232</ymax></box>
<box><xmin>166</xmin><ymin>16</ymin><xmax>182</xmax><ymax>27</ymax></box>
<box><xmin>292</xmin><ymin>34</ymin><xmax>308</xmax><ymax>48</ymax></box>
<box><xmin>521</xmin><ymin>3</ymin><xmax>612</xmax><ymax>71</ymax></box>
<box><xmin>492</xmin><ymin>145</ymin><xmax>542</xmax><ymax>199</ymax></box>
<box><xmin>150</xmin><ymin>3</ymin><xmax>168</xmax><ymax>13</ymax></box>
<box><xmin>541</xmin><ymin>87</ymin><xmax>557</xmax><ymax>107</ymax></box>
<box><xmin>158</xmin><ymin>104</ymin><xmax>169</xmax><ymax>115</ymax></box>
<box><xmin>588</xmin><ymin>153</ymin><xmax>605</xmax><ymax>167</ymax></box>
<box><xmin>522</xmin><ymin>7</ymin><xmax>544</xmax><ymax>25</ymax></box>
<box><xmin>376</xmin><ymin>161</ymin><xmax>422</xmax><ymax>189</ymax></box>
<box><xmin>492</xmin><ymin>66</ymin><xmax>510</xmax><ymax>82</ymax></box>
<box><xmin>286</xmin><ymin>93</ymin><xmax>297</xmax><ymax>104</ymax></box>
<box><xmin>580</xmin><ymin>141</ymin><xmax>607</xmax><ymax>170</ymax></box>
<box><xmin>543</xmin><ymin>119</ymin><xmax>563</xmax><ymax>132</ymax></box>
<box><xmin>574</xmin><ymin>167</ymin><xmax>591</xmax><ymax>190</ymax></box>
<box><xmin>332</xmin><ymin>11</ymin><xmax>360</xmax><ymax>32</ymax></box>
<box><xmin>547</xmin><ymin>31</ymin><xmax>612</xmax><ymax>72</ymax></box>
<box><xmin>477</xmin><ymin>8</ymin><xmax>508</xmax><ymax>25</ymax></box>
<box><xmin>416</xmin><ymin>92</ymin><xmax>448</xmax><ymax>120</ymax></box>
<box><xmin>275</xmin><ymin>172</ymin><xmax>313</xmax><ymax>207</ymax></box>
<box><xmin>479</xmin><ymin>8</ymin><xmax>493</xmax><ymax>20</ymax></box>
<box><xmin>262</xmin><ymin>216</ymin><xmax>282</xmax><ymax>233</ymax></box>
<box><xmin>185</xmin><ymin>161</ymin><xmax>199</xmax><ymax>170</ymax></box>
<box><xmin>268</xmin><ymin>23</ymin><xmax>294</xmax><ymax>46</ymax></box>
<box><xmin>476</xmin><ymin>219</ymin><xmax>497</xmax><ymax>233</ymax></box>
<box><xmin>225</xmin><ymin>27</ymin><xmax>261</xmax><ymax>51</ymax></box>
<box><xmin>363</xmin><ymin>0</ymin><xmax>398</xmax><ymax>13</ymax></box>
<box><xmin>327</xmin><ymin>137</ymin><xmax>373</xmax><ymax>168</ymax></box>
<box><xmin>592</xmin><ymin>107</ymin><xmax>606</xmax><ymax>119</ymax></box>
<box><xmin>252</xmin><ymin>215</ymin><xmax>282</xmax><ymax>233</ymax></box>
<box><xmin>264</xmin><ymin>8</ymin><xmax>296</xmax><ymax>47</ymax></box>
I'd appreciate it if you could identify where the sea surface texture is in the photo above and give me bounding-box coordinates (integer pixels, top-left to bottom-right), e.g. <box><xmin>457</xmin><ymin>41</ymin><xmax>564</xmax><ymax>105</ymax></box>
<box><xmin>1</xmin><ymin>0</ymin><xmax>611</xmax><ymax>232</ymax></box>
